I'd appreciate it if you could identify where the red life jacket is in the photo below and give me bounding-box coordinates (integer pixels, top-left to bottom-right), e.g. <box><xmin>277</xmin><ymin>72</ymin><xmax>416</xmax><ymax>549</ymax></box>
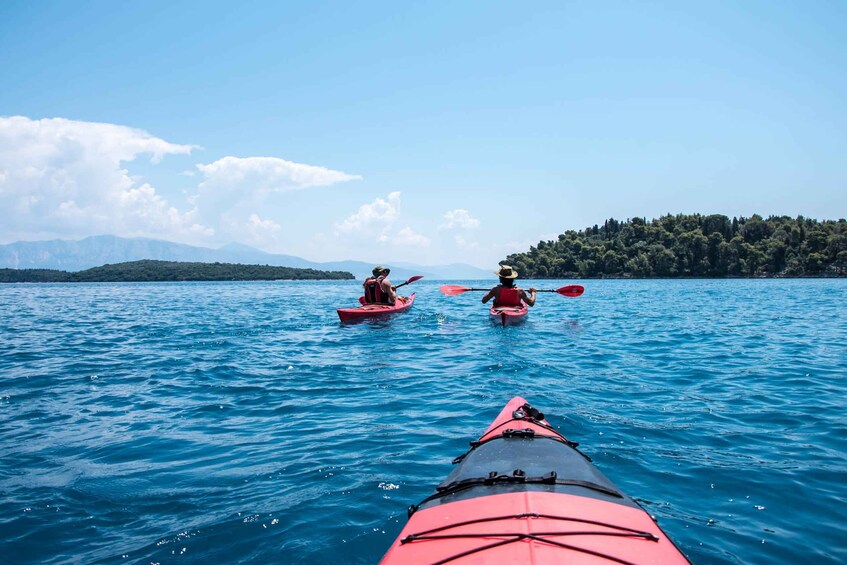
<box><xmin>495</xmin><ymin>286</ymin><xmax>521</xmax><ymax>307</ymax></box>
<box><xmin>363</xmin><ymin>276</ymin><xmax>388</xmax><ymax>304</ymax></box>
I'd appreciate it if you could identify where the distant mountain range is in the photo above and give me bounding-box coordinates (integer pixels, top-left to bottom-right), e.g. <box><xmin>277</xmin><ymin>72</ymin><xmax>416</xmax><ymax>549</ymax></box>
<box><xmin>0</xmin><ymin>235</ymin><xmax>491</xmax><ymax>280</ymax></box>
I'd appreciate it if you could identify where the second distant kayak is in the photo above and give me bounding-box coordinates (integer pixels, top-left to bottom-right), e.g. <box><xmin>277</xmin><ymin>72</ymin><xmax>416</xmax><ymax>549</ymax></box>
<box><xmin>337</xmin><ymin>293</ymin><xmax>416</xmax><ymax>323</ymax></box>
<box><xmin>490</xmin><ymin>303</ymin><xmax>528</xmax><ymax>326</ymax></box>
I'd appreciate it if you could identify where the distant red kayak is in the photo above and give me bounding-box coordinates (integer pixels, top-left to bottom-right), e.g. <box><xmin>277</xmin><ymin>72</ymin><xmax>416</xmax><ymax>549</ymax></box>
<box><xmin>336</xmin><ymin>293</ymin><xmax>415</xmax><ymax>323</ymax></box>
<box><xmin>489</xmin><ymin>303</ymin><xmax>528</xmax><ymax>326</ymax></box>
<box><xmin>381</xmin><ymin>396</ymin><xmax>690</xmax><ymax>564</ymax></box>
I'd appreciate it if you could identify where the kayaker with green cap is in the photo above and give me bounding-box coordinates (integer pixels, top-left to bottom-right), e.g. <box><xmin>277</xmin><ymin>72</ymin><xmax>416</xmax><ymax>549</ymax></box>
<box><xmin>481</xmin><ymin>265</ymin><xmax>536</xmax><ymax>308</ymax></box>
<box><xmin>363</xmin><ymin>265</ymin><xmax>399</xmax><ymax>305</ymax></box>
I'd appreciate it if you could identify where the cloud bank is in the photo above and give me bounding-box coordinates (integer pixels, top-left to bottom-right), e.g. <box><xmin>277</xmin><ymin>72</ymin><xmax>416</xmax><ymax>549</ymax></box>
<box><xmin>0</xmin><ymin>116</ymin><xmax>203</xmax><ymax>240</ymax></box>
<box><xmin>2</xmin><ymin>116</ymin><xmax>481</xmax><ymax>260</ymax></box>
<box><xmin>0</xmin><ymin>116</ymin><xmax>361</xmax><ymax>247</ymax></box>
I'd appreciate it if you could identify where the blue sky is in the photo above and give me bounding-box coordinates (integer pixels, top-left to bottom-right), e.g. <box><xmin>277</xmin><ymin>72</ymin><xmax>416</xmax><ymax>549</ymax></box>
<box><xmin>1</xmin><ymin>1</ymin><xmax>845</xmax><ymax>268</ymax></box>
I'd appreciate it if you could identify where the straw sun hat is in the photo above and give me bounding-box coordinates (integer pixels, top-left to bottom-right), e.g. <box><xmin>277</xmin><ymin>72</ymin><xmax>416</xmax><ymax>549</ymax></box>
<box><xmin>495</xmin><ymin>265</ymin><xmax>518</xmax><ymax>279</ymax></box>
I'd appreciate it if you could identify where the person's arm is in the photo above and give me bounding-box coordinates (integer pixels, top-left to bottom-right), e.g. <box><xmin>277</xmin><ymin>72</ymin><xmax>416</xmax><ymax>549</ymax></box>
<box><xmin>481</xmin><ymin>287</ymin><xmax>496</xmax><ymax>304</ymax></box>
<box><xmin>522</xmin><ymin>288</ymin><xmax>537</xmax><ymax>307</ymax></box>
<box><xmin>383</xmin><ymin>278</ymin><xmax>398</xmax><ymax>302</ymax></box>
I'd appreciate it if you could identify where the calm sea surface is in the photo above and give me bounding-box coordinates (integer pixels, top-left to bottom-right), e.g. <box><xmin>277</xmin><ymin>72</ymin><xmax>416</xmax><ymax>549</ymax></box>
<box><xmin>1</xmin><ymin>279</ymin><xmax>845</xmax><ymax>564</ymax></box>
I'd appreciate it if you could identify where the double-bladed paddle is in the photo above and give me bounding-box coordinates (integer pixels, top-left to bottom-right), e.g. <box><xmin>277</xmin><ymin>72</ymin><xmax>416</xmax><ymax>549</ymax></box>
<box><xmin>439</xmin><ymin>284</ymin><xmax>584</xmax><ymax>297</ymax></box>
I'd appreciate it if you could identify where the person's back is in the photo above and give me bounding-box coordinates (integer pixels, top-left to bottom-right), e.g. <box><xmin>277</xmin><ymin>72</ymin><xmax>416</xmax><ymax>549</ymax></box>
<box><xmin>494</xmin><ymin>285</ymin><xmax>522</xmax><ymax>307</ymax></box>
<box><xmin>363</xmin><ymin>275</ymin><xmax>389</xmax><ymax>304</ymax></box>
<box><xmin>362</xmin><ymin>266</ymin><xmax>397</xmax><ymax>305</ymax></box>
<box><xmin>482</xmin><ymin>265</ymin><xmax>536</xmax><ymax>308</ymax></box>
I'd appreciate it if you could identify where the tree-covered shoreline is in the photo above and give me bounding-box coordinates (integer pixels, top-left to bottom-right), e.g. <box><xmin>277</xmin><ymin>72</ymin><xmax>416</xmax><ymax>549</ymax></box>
<box><xmin>0</xmin><ymin>260</ymin><xmax>355</xmax><ymax>283</ymax></box>
<box><xmin>504</xmin><ymin>214</ymin><xmax>846</xmax><ymax>278</ymax></box>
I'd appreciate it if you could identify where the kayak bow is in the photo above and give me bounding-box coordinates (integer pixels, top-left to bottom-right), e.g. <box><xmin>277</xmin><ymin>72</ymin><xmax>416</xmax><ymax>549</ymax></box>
<box><xmin>381</xmin><ymin>396</ymin><xmax>690</xmax><ymax>564</ymax></box>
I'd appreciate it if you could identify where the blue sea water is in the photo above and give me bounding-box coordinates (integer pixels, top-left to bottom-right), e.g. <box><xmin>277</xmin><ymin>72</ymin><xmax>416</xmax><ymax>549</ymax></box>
<box><xmin>1</xmin><ymin>279</ymin><xmax>845</xmax><ymax>564</ymax></box>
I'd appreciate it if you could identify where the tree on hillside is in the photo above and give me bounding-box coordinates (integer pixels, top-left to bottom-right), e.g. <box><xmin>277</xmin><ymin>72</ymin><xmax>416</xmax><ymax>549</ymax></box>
<box><xmin>503</xmin><ymin>214</ymin><xmax>846</xmax><ymax>278</ymax></box>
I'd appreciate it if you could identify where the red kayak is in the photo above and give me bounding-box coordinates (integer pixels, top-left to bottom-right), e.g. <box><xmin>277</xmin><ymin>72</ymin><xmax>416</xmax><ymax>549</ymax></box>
<box><xmin>489</xmin><ymin>303</ymin><xmax>528</xmax><ymax>326</ymax></box>
<box><xmin>381</xmin><ymin>396</ymin><xmax>690</xmax><ymax>564</ymax></box>
<box><xmin>336</xmin><ymin>293</ymin><xmax>415</xmax><ymax>323</ymax></box>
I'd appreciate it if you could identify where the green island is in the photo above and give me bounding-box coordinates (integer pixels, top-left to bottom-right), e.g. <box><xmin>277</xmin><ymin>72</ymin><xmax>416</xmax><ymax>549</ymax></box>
<box><xmin>505</xmin><ymin>214</ymin><xmax>846</xmax><ymax>278</ymax></box>
<box><xmin>0</xmin><ymin>260</ymin><xmax>355</xmax><ymax>283</ymax></box>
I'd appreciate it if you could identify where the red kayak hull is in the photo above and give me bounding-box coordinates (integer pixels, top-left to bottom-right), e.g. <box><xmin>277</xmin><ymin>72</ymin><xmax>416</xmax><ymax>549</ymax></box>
<box><xmin>337</xmin><ymin>293</ymin><xmax>415</xmax><ymax>322</ymax></box>
<box><xmin>380</xmin><ymin>396</ymin><xmax>689</xmax><ymax>564</ymax></box>
<box><xmin>489</xmin><ymin>303</ymin><xmax>528</xmax><ymax>326</ymax></box>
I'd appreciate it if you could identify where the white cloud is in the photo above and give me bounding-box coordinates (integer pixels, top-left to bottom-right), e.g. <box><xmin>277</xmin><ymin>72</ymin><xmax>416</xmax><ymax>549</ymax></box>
<box><xmin>332</xmin><ymin>192</ymin><xmax>431</xmax><ymax>252</ymax></box>
<box><xmin>196</xmin><ymin>156</ymin><xmax>361</xmax><ymax>196</ymax></box>
<box><xmin>0</xmin><ymin>115</ymin><xmax>202</xmax><ymax>240</ymax></box>
<box><xmin>439</xmin><ymin>209</ymin><xmax>480</xmax><ymax>230</ymax></box>
<box><xmin>246</xmin><ymin>213</ymin><xmax>282</xmax><ymax>242</ymax></box>
<box><xmin>335</xmin><ymin>191</ymin><xmax>401</xmax><ymax>234</ymax></box>
<box><xmin>395</xmin><ymin>226</ymin><xmax>431</xmax><ymax>247</ymax></box>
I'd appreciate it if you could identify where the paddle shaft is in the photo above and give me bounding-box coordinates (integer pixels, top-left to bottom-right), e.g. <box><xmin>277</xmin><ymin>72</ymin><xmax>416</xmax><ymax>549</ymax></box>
<box><xmin>394</xmin><ymin>275</ymin><xmax>424</xmax><ymax>290</ymax></box>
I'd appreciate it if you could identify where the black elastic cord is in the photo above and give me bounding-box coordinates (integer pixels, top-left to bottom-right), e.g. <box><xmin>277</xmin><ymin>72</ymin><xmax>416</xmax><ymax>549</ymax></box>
<box><xmin>452</xmin><ymin>431</ymin><xmax>590</xmax><ymax>465</ymax></box>
<box><xmin>408</xmin><ymin>474</ymin><xmax>622</xmax><ymax>516</ymax></box>
<box><xmin>426</xmin><ymin>533</ymin><xmax>651</xmax><ymax>565</ymax></box>
<box><xmin>400</xmin><ymin>512</ymin><xmax>661</xmax><ymax>565</ymax></box>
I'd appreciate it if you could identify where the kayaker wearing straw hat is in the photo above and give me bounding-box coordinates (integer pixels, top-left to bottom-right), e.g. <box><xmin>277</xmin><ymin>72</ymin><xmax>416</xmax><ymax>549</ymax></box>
<box><xmin>481</xmin><ymin>265</ymin><xmax>536</xmax><ymax>308</ymax></box>
<box><xmin>363</xmin><ymin>265</ymin><xmax>399</xmax><ymax>305</ymax></box>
